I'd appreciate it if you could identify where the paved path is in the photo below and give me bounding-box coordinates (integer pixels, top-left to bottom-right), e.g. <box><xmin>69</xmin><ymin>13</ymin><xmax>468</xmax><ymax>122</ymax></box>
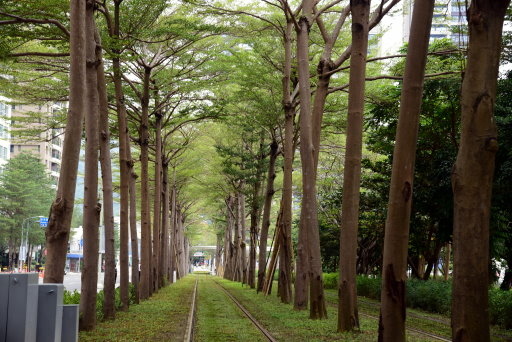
<box><xmin>38</xmin><ymin>271</ymin><xmax>123</xmax><ymax>292</ymax></box>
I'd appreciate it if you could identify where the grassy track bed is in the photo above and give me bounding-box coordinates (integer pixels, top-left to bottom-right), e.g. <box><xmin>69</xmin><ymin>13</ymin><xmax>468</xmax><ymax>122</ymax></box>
<box><xmin>194</xmin><ymin>275</ymin><xmax>267</xmax><ymax>341</ymax></box>
<box><xmin>211</xmin><ymin>277</ymin><xmax>437</xmax><ymax>342</ymax></box>
<box><xmin>323</xmin><ymin>288</ymin><xmax>512</xmax><ymax>342</ymax></box>
<box><xmin>79</xmin><ymin>276</ymin><xmax>195</xmax><ymax>341</ymax></box>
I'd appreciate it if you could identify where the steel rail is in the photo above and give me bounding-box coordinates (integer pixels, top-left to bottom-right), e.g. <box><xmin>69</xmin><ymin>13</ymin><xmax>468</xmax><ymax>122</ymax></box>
<box><xmin>214</xmin><ymin>280</ymin><xmax>278</xmax><ymax>342</ymax></box>
<box><xmin>184</xmin><ymin>279</ymin><xmax>198</xmax><ymax>342</ymax></box>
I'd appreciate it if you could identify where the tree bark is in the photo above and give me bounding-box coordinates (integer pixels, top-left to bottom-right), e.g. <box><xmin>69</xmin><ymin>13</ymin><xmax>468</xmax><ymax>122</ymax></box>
<box><xmin>44</xmin><ymin>0</ymin><xmax>86</xmax><ymax>284</ymax></box>
<box><xmin>169</xmin><ymin>174</ymin><xmax>177</xmax><ymax>282</ymax></box>
<box><xmin>249</xmin><ymin>179</ymin><xmax>261</xmax><ymax>289</ymax></box>
<box><xmin>139</xmin><ymin>66</ymin><xmax>152</xmax><ymax>299</ymax></box>
<box><xmin>240</xmin><ymin>192</ymin><xmax>247</xmax><ymax>285</ymax></box>
<box><xmin>451</xmin><ymin>2</ymin><xmax>509</xmax><ymax>341</ymax></box>
<box><xmin>378</xmin><ymin>1</ymin><xmax>434</xmax><ymax>340</ymax></box>
<box><xmin>96</xmin><ymin>27</ymin><xmax>116</xmax><ymax>319</ymax></box>
<box><xmin>443</xmin><ymin>243</ymin><xmax>450</xmax><ymax>281</ymax></box>
<box><xmin>338</xmin><ymin>0</ymin><xmax>370</xmax><ymax>332</ymax></box>
<box><xmin>278</xmin><ymin>19</ymin><xmax>295</xmax><ymax>305</ymax></box>
<box><xmin>129</xmin><ymin>168</ymin><xmax>140</xmax><ymax>304</ymax></box>
<box><xmin>109</xmin><ymin>0</ymin><xmax>131</xmax><ymax>308</ymax></box>
<box><xmin>159</xmin><ymin>160</ymin><xmax>169</xmax><ymax>287</ymax></box>
<box><xmin>295</xmin><ymin>0</ymin><xmax>327</xmax><ymax>319</ymax></box>
<box><xmin>80</xmin><ymin>2</ymin><xmax>101</xmax><ymax>330</ymax></box>
<box><xmin>257</xmin><ymin>138</ymin><xmax>278</xmax><ymax>292</ymax></box>
<box><xmin>152</xmin><ymin>112</ymin><xmax>162</xmax><ymax>292</ymax></box>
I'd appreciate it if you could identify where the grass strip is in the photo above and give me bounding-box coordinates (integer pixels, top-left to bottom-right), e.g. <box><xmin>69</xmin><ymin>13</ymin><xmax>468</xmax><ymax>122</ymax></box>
<box><xmin>79</xmin><ymin>276</ymin><xmax>195</xmax><ymax>342</ymax></box>
<box><xmin>194</xmin><ymin>275</ymin><xmax>267</xmax><ymax>341</ymax></box>
<box><xmin>214</xmin><ymin>276</ymin><xmax>436</xmax><ymax>341</ymax></box>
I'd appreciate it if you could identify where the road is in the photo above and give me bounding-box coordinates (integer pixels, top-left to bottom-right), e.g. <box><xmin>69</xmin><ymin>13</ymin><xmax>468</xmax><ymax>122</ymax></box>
<box><xmin>38</xmin><ymin>271</ymin><xmax>122</xmax><ymax>292</ymax></box>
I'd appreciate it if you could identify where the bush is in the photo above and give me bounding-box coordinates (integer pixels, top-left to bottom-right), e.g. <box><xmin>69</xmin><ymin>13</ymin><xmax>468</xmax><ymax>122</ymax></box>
<box><xmin>63</xmin><ymin>290</ymin><xmax>80</xmax><ymax>305</ymax></box>
<box><xmin>356</xmin><ymin>275</ymin><xmax>381</xmax><ymax>300</ymax></box>
<box><xmin>323</xmin><ymin>273</ymin><xmax>338</xmax><ymax>289</ymax></box>
<box><xmin>489</xmin><ymin>288</ymin><xmax>512</xmax><ymax>329</ymax></box>
<box><xmin>63</xmin><ymin>283</ymin><xmax>139</xmax><ymax>322</ymax></box>
<box><xmin>406</xmin><ymin>278</ymin><xmax>451</xmax><ymax>314</ymax></box>
<box><xmin>327</xmin><ymin>274</ymin><xmax>512</xmax><ymax>329</ymax></box>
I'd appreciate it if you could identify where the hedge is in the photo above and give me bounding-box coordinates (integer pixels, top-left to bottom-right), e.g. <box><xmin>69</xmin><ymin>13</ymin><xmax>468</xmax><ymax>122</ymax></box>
<box><xmin>323</xmin><ymin>273</ymin><xmax>512</xmax><ymax>329</ymax></box>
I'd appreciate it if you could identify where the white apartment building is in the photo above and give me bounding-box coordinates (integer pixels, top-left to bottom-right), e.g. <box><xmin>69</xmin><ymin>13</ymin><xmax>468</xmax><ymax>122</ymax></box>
<box><xmin>10</xmin><ymin>102</ymin><xmax>65</xmax><ymax>186</ymax></box>
<box><xmin>378</xmin><ymin>0</ymin><xmax>468</xmax><ymax>56</ymax></box>
<box><xmin>0</xmin><ymin>97</ymin><xmax>11</xmax><ymax>168</ymax></box>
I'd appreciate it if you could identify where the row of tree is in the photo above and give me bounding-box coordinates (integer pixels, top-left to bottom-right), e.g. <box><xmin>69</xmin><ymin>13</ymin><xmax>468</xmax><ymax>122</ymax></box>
<box><xmin>1</xmin><ymin>0</ymin><xmax>511</xmax><ymax>341</ymax></box>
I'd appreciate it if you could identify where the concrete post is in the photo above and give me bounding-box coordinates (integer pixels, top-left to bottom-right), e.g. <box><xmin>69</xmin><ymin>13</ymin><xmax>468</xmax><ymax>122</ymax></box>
<box><xmin>6</xmin><ymin>273</ymin><xmax>39</xmax><ymax>342</ymax></box>
<box><xmin>61</xmin><ymin>305</ymin><xmax>79</xmax><ymax>342</ymax></box>
<box><xmin>36</xmin><ymin>284</ymin><xmax>64</xmax><ymax>342</ymax></box>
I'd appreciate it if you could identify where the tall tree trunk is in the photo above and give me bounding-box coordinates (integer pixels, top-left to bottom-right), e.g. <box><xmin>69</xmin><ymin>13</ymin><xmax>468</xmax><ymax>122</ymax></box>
<box><xmin>96</xmin><ymin>27</ymin><xmax>116</xmax><ymax>319</ymax></box>
<box><xmin>249</xmin><ymin>180</ymin><xmax>261</xmax><ymax>289</ymax></box>
<box><xmin>295</xmin><ymin>0</ymin><xmax>327</xmax><ymax>319</ymax></box>
<box><xmin>232</xmin><ymin>194</ymin><xmax>241</xmax><ymax>282</ymax></box>
<box><xmin>378</xmin><ymin>1</ymin><xmax>434</xmax><ymax>340</ymax></box>
<box><xmin>216</xmin><ymin>233</ymin><xmax>223</xmax><ymax>276</ymax></box>
<box><xmin>111</xmin><ymin>0</ymin><xmax>131</xmax><ymax>308</ymax></box>
<box><xmin>239</xmin><ymin>192</ymin><xmax>247</xmax><ymax>284</ymax></box>
<box><xmin>139</xmin><ymin>66</ymin><xmax>152</xmax><ymax>299</ymax></box>
<box><xmin>338</xmin><ymin>0</ymin><xmax>370</xmax><ymax>332</ymax></box>
<box><xmin>129</xmin><ymin>168</ymin><xmax>140</xmax><ymax>304</ymax></box>
<box><xmin>224</xmin><ymin>196</ymin><xmax>235</xmax><ymax>280</ymax></box>
<box><xmin>159</xmin><ymin>161</ymin><xmax>169</xmax><ymax>287</ymax></box>
<box><xmin>451</xmin><ymin>2</ymin><xmax>509</xmax><ymax>341</ymax></box>
<box><xmin>80</xmin><ymin>4</ymin><xmax>101</xmax><ymax>330</ymax></box>
<box><xmin>44</xmin><ymin>0</ymin><xmax>86</xmax><ymax>284</ymax></box>
<box><xmin>278</xmin><ymin>20</ymin><xmax>295</xmax><ymax>305</ymax></box>
<box><xmin>443</xmin><ymin>243</ymin><xmax>450</xmax><ymax>281</ymax></box>
<box><xmin>152</xmin><ymin>113</ymin><xmax>162</xmax><ymax>292</ymax></box>
<box><xmin>257</xmin><ymin>138</ymin><xmax>278</xmax><ymax>292</ymax></box>
<box><xmin>169</xmin><ymin>175</ymin><xmax>177</xmax><ymax>283</ymax></box>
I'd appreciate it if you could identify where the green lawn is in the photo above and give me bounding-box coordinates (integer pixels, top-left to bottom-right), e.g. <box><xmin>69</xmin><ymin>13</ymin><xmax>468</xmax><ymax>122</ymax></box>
<box><xmin>79</xmin><ymin>277</ymin><xmax>194</xmax><ymax>342</ymax></box>
<box><xmin>194</xmin><ymin>275</ymin><xmax>267</xmax><ymax>341</ymax></box>
<box><xmin>78</xmin><ymin>275</ymin><xmax>512</xmax><ymax>341</ymax></box>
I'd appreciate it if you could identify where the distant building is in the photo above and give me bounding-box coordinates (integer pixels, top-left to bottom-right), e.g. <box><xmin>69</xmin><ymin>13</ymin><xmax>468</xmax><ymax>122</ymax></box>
<box><xmin>378</xmin><ymin>0</ymin><xmax>468</xmax><ymax>56</ymax></box>
<box><xmin>10</xmin><ymin>102</ymin><xmax>65</xmax><ymax>186</ymax></box>
<box><xmin>0</xmin><ymin>97</ymin><xmax>11</xmax><ymax>169</ymax></box>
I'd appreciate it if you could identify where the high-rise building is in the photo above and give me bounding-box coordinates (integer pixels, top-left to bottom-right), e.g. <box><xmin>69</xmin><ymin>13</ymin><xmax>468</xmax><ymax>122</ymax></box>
<box><xmin>378</xmin><ymin>0</ymin><xmax>468</xmax><ymax>56</ymax></box>
<box><xmin>0</xmin><ymin>97</ymin><xmax>11</xmax><ymax>169</ymax></box>
<box><xmin>10</xmin><ymin>102</ymin><xmax>65</xmax><ymax>186</ymax></box>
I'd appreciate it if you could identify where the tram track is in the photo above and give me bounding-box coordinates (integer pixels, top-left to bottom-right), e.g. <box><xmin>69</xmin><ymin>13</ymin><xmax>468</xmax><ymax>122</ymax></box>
<box><xmin>184</xmin><ymin>279</ymin><xmax>198</xmax><ymax>342</ymax></box>
<box><xmin>213</xmin><ymin>280</ymin><xmax>278</xmax><ymax>342</ymax></box>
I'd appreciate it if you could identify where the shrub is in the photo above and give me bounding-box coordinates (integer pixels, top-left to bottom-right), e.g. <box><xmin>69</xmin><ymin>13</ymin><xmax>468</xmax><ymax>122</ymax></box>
<box><xmin>323</xmin><ymin>273</ymin><xmax>338</xmax><ymax>289</ymax></box>
<box><xmin>406</xmin><ymin>278</ymin><xmax>451</xmax><ymax>314</ymax></box>
<box><xmin>489</xmin><ymin>288</ymin><xmax>512</xmax><ymax>329</ymax></box>
<box><xmin>356</xmin><ymin>275</ymin><xmax>381</xmax><ymax>300</ymax></box>
<box><xmin>63</xmin><ymin>290</ymin><xmax>80</xmax><ymax>305</ymax></box>
<box><xmin>326</xmin><ymin>274</ymin><xmax>512</xmax><ymax>329</ymax></box>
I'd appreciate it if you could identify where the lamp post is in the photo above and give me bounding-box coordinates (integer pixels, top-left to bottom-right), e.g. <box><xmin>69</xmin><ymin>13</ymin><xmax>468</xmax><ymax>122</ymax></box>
<box><xmin>18</xmin><ymin>216</ymin><xmax>44</xmax><ymax>272</ymax></box>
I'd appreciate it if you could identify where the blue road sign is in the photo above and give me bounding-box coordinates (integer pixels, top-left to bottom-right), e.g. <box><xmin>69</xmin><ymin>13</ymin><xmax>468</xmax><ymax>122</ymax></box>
<box><xmin>39</xmin><ymin>217</ymin><xmax>48</xmax><ymax>228</ymax></box>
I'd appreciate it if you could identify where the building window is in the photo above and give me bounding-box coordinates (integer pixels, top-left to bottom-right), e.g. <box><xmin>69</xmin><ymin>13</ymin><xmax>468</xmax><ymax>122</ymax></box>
<box><xmin>0</xmin><ymin>103</ymin><xmax>7</xmax><ymax>117</ymax></box>
<box><xmin>0</xmin><ymin>146</ymin><xmax>7</xmax><ymax>159</ymax></box>
<box><xmin>51</xmin><ymin>162</ymin><xmax>60</xmax><ymax>173</ymax></box>
<box><xmin>10</xmin><ymin>145</ymin><xmax>13</xmax><ymax>153</ymax></box>
<box><xmin>51</xmin><ymin>149</ymin><xmax>61</xmax><ymax>160</ymax></box>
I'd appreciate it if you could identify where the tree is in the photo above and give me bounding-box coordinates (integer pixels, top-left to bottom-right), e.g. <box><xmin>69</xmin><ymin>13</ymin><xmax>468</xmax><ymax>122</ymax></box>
<box><xmin>294</xmin><ymin>0</ymin><xmax>327</xmax><ymax>319</ymax></box>
<box><xmin>378</xmin><ymin>0</ymin><xmax>434</xmax><ymax>340</ymax></box>
<box><xmin>79</xmin><ymin>1</ymin><xmax>101</xmax><ymax>331</ymax></box>
<box><xmin>44</xmin><ymin>0</ymin><xmax>86</xmax><ymax>284</ymax></box>
<box><xmin>451</xmin><ymin>1</ymin><xmax>510</xmax><ymax>341</ymax></box>
<box><xmin>338</xmin><ymin>0</ymin><xmax>370</xmax><ymax>332</ymax></box>
<box><xmin>0</xmin><ymin>153</ymin><xmax>54</xmax><ymax>270</ymax></box>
